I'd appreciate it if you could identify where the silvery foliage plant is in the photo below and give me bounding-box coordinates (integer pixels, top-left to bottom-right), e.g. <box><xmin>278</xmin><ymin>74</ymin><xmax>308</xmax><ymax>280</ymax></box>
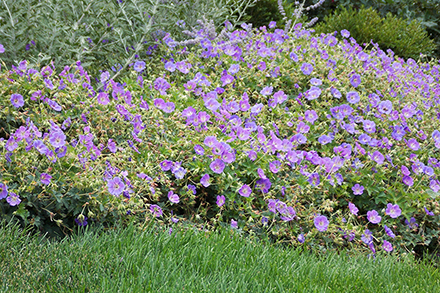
<box><xmin>0</xmin><ymin>0</ymin><xmax>255</xmax><ymax>77</ymax></box>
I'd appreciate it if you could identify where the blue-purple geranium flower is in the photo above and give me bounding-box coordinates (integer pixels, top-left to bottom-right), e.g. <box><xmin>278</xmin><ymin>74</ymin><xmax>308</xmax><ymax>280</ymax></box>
<box><xmin>385</xmin><ymin>203</ymin><xmax>401</xmax><ymax>218</ymax></box>
<box><xmin>314</xmin><ymin>215</ymin><xmax>329</xmax><ymax>232</ymax></box>
<box><xmin>6</xmin><ymin>192</ymin><xmax>21</xmax><ymax>206</ymax></box>
<box><xmin>11</xmin><ymin>93</ymin><xmax>24</xmax><ymax>108</ymax></box>
<box><xmin>108</xmin><ymin>177</ymin><xmax>125</xmax><ymax>196</ymax></box>
<box><xmin>367</xmin><ymin>210</ymin><xmax>381</xmax><ymax>224</ymax></box>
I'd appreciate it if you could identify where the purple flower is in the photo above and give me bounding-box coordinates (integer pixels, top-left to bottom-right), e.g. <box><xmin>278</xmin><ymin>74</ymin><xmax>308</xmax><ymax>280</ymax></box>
<box><xmin>164</xmin><ymin>61</ymin><xmax>176</xmax><ymax>72</ymax></box>
<box><xmin>402</xmin><ymin>175</ymin><xmax>414</xmax><ymax>186</ymax></box>
<box><xmin>405</xmin><ymin>217</ymin><xmax>418</xmax><ymax>229</ymax></box>
<box><xmin>306</xmin><ymin>86</ymin><xmax>322</xmax><ymax>100</ymax></box>
<box><xmin>301</xmin><ymin>63</ymin><xmax>313</xmax><ymax>75</ymax></box>
<box><xmin>247</xmin><ymin>150</ymin><xmax>257</xmax><ymax>161</ymax></box>
<box><xmin>378</xmin><ymin>100</ymin><xmax>393</xmax><ymax>115</ymax></box>
<box><xmin>11</xmin><ymin>93</ymin><xmax>24</xmax><ymax>108</ymax></box>
<box><xmin>251</xmin><ymin>103</ymin><xmax>264</xmax><ymax>115</ymax></box>
<box><xmin>314</xmin><ymin>215</ymin><xmax>329</xmax><ymax>232</ymax></box>
<box><xmin>40</xmin><ymin>173</ymin><xmax>52</xmax><ymax>185</ymax></box>
<box><xmin>331</xmin><ymin>87</ymin><xmax>342</xmax><ymax>99</ymax></box>
<box><xmin>75</xmin><ymin>216</ymin><xmax>88</xmax><ymax>226</ymax></box>
<box><xmin>348</xmin><ymin>202</ymin><xmax>359</xmax><ymax>215</ymax></box>
<box><xmin>361</xmin><ymin>229</ymin><xmax>373</xmax><ymax>245</ymax></box>
<box><xmin>160</xmin><ymin>160</ymin><xmax>173</xmax><ymax>171</ymax></box>
<box><xmin>231</xmin><ymin>219</ymin><xmax>238</xmax><ymax>228</ymax></box>
<box><xmin>200</xmin><ymin>174</ymin><xmax>210</xmax><ymax>187</ymax></box>
<box><xmin>108</xmin><ymin>177</ymin><xmax>125</xmax><ymax>196</ymax></box>
<box><xmin>49</xmin><ymin>131</ymin><xmax>66</xmax><ymax>148</ymax></box>
<box><xmin>154</xmin><ymin>98</ymin><xmax>165</xmax><ymax>109</ymax></box>
<box><xmin>371</xmin><ymin>150</ymin><xmax>384</xmax><ymax>165</ymax></box>
<box><xmin>216</xmin><ymin>195</ymin><xmax>225</xmax><ymax>207</ymax></box>
<box><xmin>318</xmin><ymin>134</ymin><xmax>332</xmax><ymax>145</ymax></box>
<box><xmin>6</xmin><ymin>192</ymin><xmax>21</xmax><ymax>206</ymax></box>
<box><xmin>97</xmin><ymin>92</ymin><xmax>110</xmax><ymax>105</ymax></box>
<box><xmin>432</xmin><ymin>130</ymin><xmax>440</xmax><ymax>142</ymax></box>
<box><xmin>176</xmin><ymin>61</ymin><xmax>191</xmax><ymax>74</ymax></box>
<box><xmin>384</xmin><ymin>225</ymin><xmax>395</xmax><ymax>238</ymax></box>
<box><xmin>222</xmin><ymin>151</ymin><xmax>236</xmax><ymax>164</ymax></box>
<box><xmin>187</xmin><ymin>184</ymin><xmax>196</xmax><ymax>194</ymax></box>
<box><xmin>255</xmin><ymin>179</ymin><xmax>271</xmax><ymax>193</ymax></box>
<box><xmin>362</xmin><ymin>120</ymin><xmax>376</xmax><ymax>133</ymax></box>
<box><xmin>0</xmin><ymin>44</ymin><xmax>4</xmax><ymax>53</ymax></box>
<box><xmin>154</xmin><ymin>77</ymin><xmax>171</xmax><ymax>95</ymax></box>
<box><xmin>304</xmin><ymin>110</ymin><xmax>318</xmax><ymax>124</ymax></box>
<box><xmin>346</xmin><ymin>91</ymin><xmax>360</xmax><ymax>104</ymax></box>
<box><xmin>44</xmin><ymin>79</ymin><xmax>54</xmax><ymax>90</ymax></box>
<box><xmin>385</xmin><ymin>203</ymin><xmax>401</xmax><ymax>218</ymax></box>
<box><xmin>204</xmin><ymin>136</ymin><xmax>218</xmax><ymax>148</ymax></box>
<box><xmin>100</xmin><ymin>71</ymin><xmax>110</xmax><ymax>83</ymax></box>
<box><xmin>34</xmin><ymin>140</ymin><xmax>49</xmax><ymax>155</ymax></box>
<box><xmin>406</xmin><ymin>138</ymin><xmax>420</xmax><ymax>151</ymax></box>
<box><xmin>308</xmin><ymin>173</ymin><xmax>320</xmax><ymax>187</ymax></box>
<box><xmin>260</xmin><ymin>86</ymin><xmax>273</xmax><ymax>96</ymax></box>
<box><xmin>401</xmin><ymin>165</ymin><xmax>410</xmax><ymax>176</ymax></box>
<box><xmin>133</xmin><ymin>60</ymin><xmax>146</xmax><ymax>72</ymax></box>
<box><xmin>198</xmin><ymin>111</ymin><xmax>211</xmax><ymax>123</ymax></box>
<box><xmin>238</xmin><ymin>184</ymin><xmax>252</xmax><ymax>197</ymax></box>
<box><xmin>367</xmin><ymin>210</ymin><xmax>381</xmax><ymax>224</ymax></box>
<box><xmin>310</xmin><ymin>78</ymin><xmax>322</xmax><ymax>86</ymax></box>
<box><xmin>352</xmin><ymin>184</ymin><xmax>364</xmax><ymax>195</ymax></box>
<box><xmin>297</xmin><ymin>233</ymin><xmax>305</xmax><ymax>243</ymax></box>
<box><xmin>108</xmin><ymin>139</ymin><xmax>117</xmax><ymax>153</ymax></box>
<box><xmin>273</xmin><ymin>90</ymin><xmax>287</xmax><ymax>104</ymax></box>
<box><xmin>239</xmin><ymin>99</ymin><xmax>250</xmax><ymax>111</ymax></box>
<box><xmin>341</xmin><ymin>29</ymin><xmax>350</xmax><ymax>38</ymax></box>
<box><xmin>193</xmin><ymin>145</ymin><xmax>204</xmax><ymax>156</ymax></box>
<box><xmin>257</xmin><ymin>168</ymin><xmax>267</xmax><ymax>179</ymax></box>
<box><xmin>173</xmin><ymin>167</ymin><xmax>187</xmax><ymax>179</ymax></box>
<box><xmin>168</xmin><ymin>191</ymin><xmax>179</xmax><ymax>204</ymax></box>
<box><xmin>46</xmin><ymin>99</ymin><xmax>62</xmax><ymax>111</ymax></box>
<box><xmin>150</xmin><ymin>204</ymin><xmax>163</xmax><ymax>217</ymax></box>
<box><xmin>221</xmin><ymin>73</ymin><xmax>234</xmax><ymax>86</ymax></box>
<box><xmin>163</xmin><ymin>102</ymin><xmax>175</xmax><ymax>113</ymax></box>
<box><xmin>382</xmin><ymin>240</ymin><xmax>393</xmax><ymax>252</ymax></box>
<box><xmin>424</xmin><ymin>207</ymin><xmax>435</xmax><ymax>216</ymax></box>
<box><xmin>210</xmin><ymin>159</ymin><xmax>225</xmax><ymax>174</ymax></box>
<box><xmin>205</xmin><ymin>98</ymin><xmax>221</xmax><ymax>111</ymax></box>
<box><xmin>228</xmin><ymin>64</ymin><xmax>240</xmax><ymax>75</ymax></box>
<box><xmin>269</xmin><ymin>160</ymin><xmax>281</xmax><ymax>173</ymax></box>
<box><xmin>297</xmin><ymin>121</ymin><xmax>310</xmax><ymax>133</ymax></box>
<box><xmin>350</xmin><ymin>74</ymin><xmax>361</xmax><ymax>88</ymax></box>
<box><xmin>5</xmin><ymin>137</ymin><xmax>18</xmax><ymax>152</ymax></box>
<box><xmin>236</xmin><ymin>127</ymin><xmax>251</xmax><ymax>140</ymax></box>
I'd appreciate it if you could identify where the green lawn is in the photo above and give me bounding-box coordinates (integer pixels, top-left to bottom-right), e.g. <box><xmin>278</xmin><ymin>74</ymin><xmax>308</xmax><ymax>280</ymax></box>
<box><xmin>1</xmin><ymin>222</ymin><xmax>439</xmax><ymax>292</ymax></box>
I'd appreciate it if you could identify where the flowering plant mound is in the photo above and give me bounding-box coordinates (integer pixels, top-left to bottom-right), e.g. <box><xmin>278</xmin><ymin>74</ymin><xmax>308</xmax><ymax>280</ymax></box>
<box><xmin>1</xmin><ymin>22</ymin><xmax>440</xmax><ymax>256</ymax></box>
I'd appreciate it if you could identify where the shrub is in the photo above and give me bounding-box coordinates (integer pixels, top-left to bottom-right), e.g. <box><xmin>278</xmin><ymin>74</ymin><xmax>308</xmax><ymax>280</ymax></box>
<box><xmin>236</xmin><ymin>0</ymin><xmax>284</xmax><ymax>28</ymax></box>
<box><xmin>314</xmin><ymin>6</ymin><xmax>436</xmax><ymax>60</ymax></box>
<box><xmin>1</xmin><ymin>21</ymin><xmax>440</xmax><ymax>256</ymax></box>
<box><xmin>0</xmin><ymin>0</ymin><xmax>253</xmax><ymax>79</ymax></box>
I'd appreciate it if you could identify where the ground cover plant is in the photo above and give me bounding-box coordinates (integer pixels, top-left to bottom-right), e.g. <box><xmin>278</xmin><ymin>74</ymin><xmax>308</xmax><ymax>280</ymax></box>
<box><xmin>1</xmin><ymin>221</ymin><xmax>440</xmax><ymax>292</ymax></box>
<box><xmin>1</xmin><ymin>0</ymin><xmax>440</xmax><ymax>260</ymax></box>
